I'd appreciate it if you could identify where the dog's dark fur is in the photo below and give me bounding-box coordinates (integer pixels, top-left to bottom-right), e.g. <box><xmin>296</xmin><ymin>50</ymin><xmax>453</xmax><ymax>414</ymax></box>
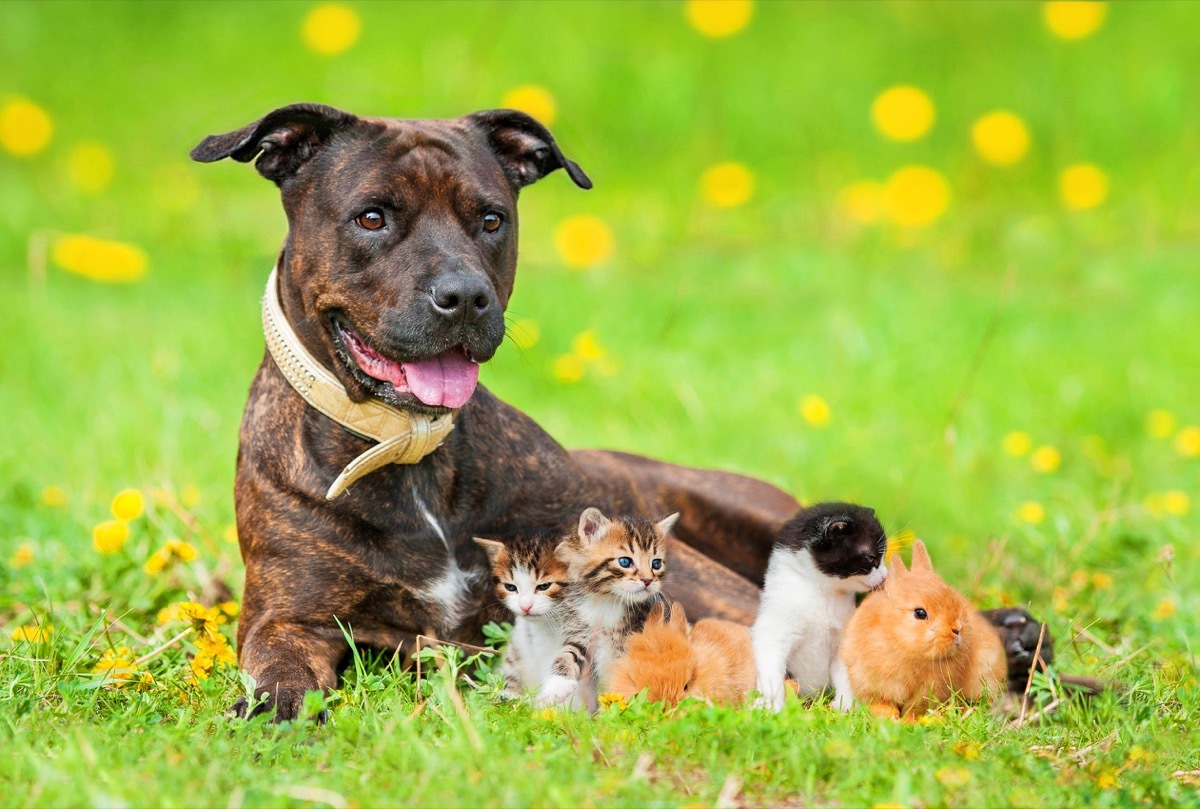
<box><xmin>192</xmin><ymin>104</ymin><xmax>799</xmax><ymax>721</ymax></box>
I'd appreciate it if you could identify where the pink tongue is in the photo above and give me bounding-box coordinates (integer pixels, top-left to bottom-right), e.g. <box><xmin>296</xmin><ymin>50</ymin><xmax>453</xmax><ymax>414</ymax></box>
<box><xmin>402</xmin><ymin>350</ymin><xmax>480</xmax><ymax>408</ymax></box>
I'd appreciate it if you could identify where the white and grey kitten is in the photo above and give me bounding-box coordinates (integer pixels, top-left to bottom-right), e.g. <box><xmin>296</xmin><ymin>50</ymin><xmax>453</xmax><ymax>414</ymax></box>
<box><xmin>751</xmin><ymin>502</ymin><xmax>888</xmax><ymax>712</ymax></box>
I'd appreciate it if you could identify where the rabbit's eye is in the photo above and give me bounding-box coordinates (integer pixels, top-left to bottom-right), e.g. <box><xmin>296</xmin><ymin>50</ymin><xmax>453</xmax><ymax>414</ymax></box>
<box><xmin>914</xmin><ymin>608</ymin><xmax>928</xmax><ymax>620</ymax></box>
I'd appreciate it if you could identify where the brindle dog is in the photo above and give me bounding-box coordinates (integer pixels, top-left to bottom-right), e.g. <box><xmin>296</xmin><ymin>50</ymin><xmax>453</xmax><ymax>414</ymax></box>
<box><xmin>191</xmin><ymin>104</ymin><xmax>799</xmax><ymax>721</ymax></box>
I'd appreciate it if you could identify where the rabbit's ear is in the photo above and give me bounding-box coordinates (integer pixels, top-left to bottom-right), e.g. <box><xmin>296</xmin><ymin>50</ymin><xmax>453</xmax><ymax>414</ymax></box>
<box><xmin>889</xmin><ymin>553</ymin><xmax>909</xmax><ymax>582</ymax></box>
<box><xmin>668</xmin><ymin>603</ymin><xmax>689</xmax><ymax>635</ymax></box>
<box><xmin>646</xmin><ymin>601</ymin><xmax>667</xmax><ymax>627</ymax></box>
<box><xmin>910</xmin><ymin>540</ymin><xmax>934</xmax><ymax>573</ymax></box>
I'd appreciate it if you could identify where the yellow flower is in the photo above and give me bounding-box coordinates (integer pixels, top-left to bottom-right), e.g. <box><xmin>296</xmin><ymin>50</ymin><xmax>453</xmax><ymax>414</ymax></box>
<box><xmin>501</xmin><ymin>85</ymin><xmax>557</xmax><ymax>126</ymax></box>
<box><xmin>571</xmin><ymin>330</ymin><xmax>607</xmax><ymax>362</ymax></box>
<box><xmin>554</xmin><ymin>215</ymin><xmax>614</xmax><ymax>269</ymax></box>
<box><xmin>143</xmin><ymin>547</ymin><xmax>171</xmax><ymax>575</ymax></box>
<box><xmin>685</xmin><ymin>0</ymin><xmax>753</xmax><ymax>38</ymax></box>
<box><xmin>1091</xmin><ymin>573</ymin><xmax>1113</xmax><ymax>590</ymax></box>
<box><xmin>41</xmin><ymin>485</ymin><xmax>68</xmax><ymax>507</ymax></box>
<box><xmin>1125</xmin><ymin>746</ymin><xmax>1155</xmax><ymax>766</ymax></box>
<box><xmin>93</xmin><ymin>646</ymin><xmax>138</xmax><ymax>684</ymax></box>
<box><xmin>1175</xmin><ymin>426</ymin><xmax>1200</xmax><ymax>457</ymax></box>
<box><xmin>11</xmin><ymin>625</ymin><xmax>53</xmax><ymax>643</ymax></box>
<box><xmin>1095</xmin><ymin>767</ymin><xmax>1119</xmax><ymax>790</ymax></box>
<box><xmin>799</xmin><ymin>395</ymin><xmax>831</xmax><ymax>428</ymax></box>
<box><xmin>9</xmin><ymin>543</ymin><xmax>35</xmax><ymax>568</ymax></box>
<box><xmin>886</xmin><ymin>529</ymin><xmax>915</xmax><ymax>561</ymax></box>
<box><xmin>552</xmin><ymin>354</ymin><xmax>585</xmax><ymax>383</ymax></box>
<box><xmin>1043</xmin><ymin>2</ymin><xmax>1107</xmax><ymax>41</ymax></box>
<box><xmin>136</xmin><ymin>671</ymin><xmax>155</xmax><ymax>692</ymax></box>
<box><xmin>1163</xmin><ymin>490</ymin><xmax>1190</xmax><ymax>517</ymax></box>
<box><xmin>67</xmin><ymin>142</ymin><xmax>116</xmax><ymax>193</ymax></box>
<box><xmin>93</xmin><ymin>520</ymin><xmax>129</xmax><ymax>554</ymax></box>
<box><xmin>176</xmin><ymin>601</ymin><xmax>226</xmax><ymax>641</ymax></box>
<box><xmin>598</xmin><ymin>692</ymin><xmax>627</xmax><ymax>710</ymax></box>
<box><xmin>534</xmin><ymin>707</ymin><xmax>559</xmax><ymax>720</ymax></box>
<box><xmin>52</xmin><ymin>235</ymin><xmax>148</xmax><ymax>283</ymax></box>
<box><xmin>1002</xmin><ymin>430</ymin><xmax>1033</xmax><ymax>457</ymax></box>
<box><xmin>1151</xmin><ymin>599</ymin><xmax>1176</xmax><ymax>621</ymax></box>
<box><xmin>871</xmin><ymin>86</ymin><xmax>935</xmax><ymax>142</ymax></box>
<box><xmin>954</xmin><ymin>741</ymin><xmax>982</xmax><ymax>761</ymax></box>
<box><xmin>165</xmin><ymin>538</ymin><xmax>199</xmax><ymax>562</ymax></box>
<box><xmin>1017</xmin><ymin>501</ymin><xmax>1046</xmax><ymax>525</ymax></box>
<box><xmin>884</xmin><ymin>165</ymin><xmax>951</xmax><ymax>227</ymax></box>
<box><xmin>224</xmin><ymin>524</ymin><xmax>239</xmax><ymax>544</ymax></box>
<box><xmin>218</xmin><ymin>601</ymin><xmax>240</xmax><ymax>618</ymax></box>
<box><xmin>1052</xmin><ymin>586</ymin><xmax>1069</xmax><ymax>613</ymax></box>
<box><xmin>302</xmin><ymin>3</ymin><xmax>361</xmax><ymax>55</ymax></box>
<box><xmin>1030</xmin><ymin>445</ymin><xmax>1061</xmax><ymax>473</ymax></box>
<box><xmin>1069</xmin><ymin>569</ymin><xmax>1089</xmax><ymax>590</ymax></box>
<box><xmin>836</xmin><ymin>181</ymin><xmax>885</xmax><ymax>225</ymax></box>
<box><xmin>0</xmin><ymin>97</ymin><xmax>54</xmax><ymax>156</ymax></box>
<box><xmin>111</xmin><ymin>488</ymin><xmax>145</xmax><ymax>521</ymax></box>
<box><xmin>181</xmin><ymin>484</ymin><xmax>202</xmax><ymax>509</ymax></box>
<box><xmin>198</xmin><ymin>631</ymin><xmax>237</xmax><ymax>667</ymax></box>
<box><xmin>972</xmin><ymin>111</ymin><xmax>1031</xmax><ymax>166</ymax></box>
<box><xmin>157</xmin><ymin>604</ymin><xmax>182</xmax><ymax>625</ymax></box>
<box><xmin>510</xmin><ymin>317</ymin><xmax>540</xmax><ymax>350</ymax></box>
<box><xmin>1146</xmin><ymin>409</ymin><xmax>1176</xmax><ymax>439</ymax></box>
<box><xmin>701</xmin><ymin>162</ymin><xmax>755</xmax><ymax>209</ymax></box>
<box><xmin>1059</xmin><ymin>164</ymin><xmax>1109</xmax><ymax>210</ymax></box>
<box><xmin>935</xmin><ymin>766</ymin><xmax>971</xmax><ymax>787</ymax></box>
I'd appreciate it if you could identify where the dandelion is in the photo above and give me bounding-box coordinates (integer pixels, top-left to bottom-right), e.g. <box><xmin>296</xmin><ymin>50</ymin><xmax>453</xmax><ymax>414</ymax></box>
<box><xmin>143</xmin><ymin>547</ymin><xmax>171</xmax><ymax>575</ymax></box>
<box><xmin>1043</xmin><ymin>2</ymin><xmax>1107</xmax><ymax>41</ymax></box>
<box><xmin>1030</xmin><ymin>445</ymin><xmax>1061</xmax><ymax>473</ymax></box>
<box><xmin>1146</xmin><ymin>409</ymin><xmax>1176</xmax><ymax>439</ymax></box>
<box><xmin>552</xmin><ymin>353</ymin><xmax>585</xmax><ymax>384</ymax></box>
<box><xmin>1069</xmin><ymin>570</ymin><xmax>1089</xmax><ymax>589</ymax></box>
<box><xmin>701</xmin><ymin>162</ymin><xmax>755</xmax><ymax>208</ymax></box>
<box><xmin>886</xmin><ymin>529</ymin><xmax>915</xmax><ymax>561</ymax></box>
<box><xmin>224</xmin><ymin>524</ymin><xmax>239</xmax><ymax>544</ymax></box>
<box><xmin>954</xmin><ymin>741</ymin><xmax>982</xmax><ymax>761</ymax></box>
<box><xmin>302</xmin><ymin>3</ymin><xmax>361</xmax><ymax>55</ymax></box>
<box><xmin>218</xmin><ymin>601</ymin><xmax>240</xmax><ymax>618</ymax></box>
<box><xmin>1017</xmin><ymin>501</ymin><xmax>1045</xmax><ymax>525</ymax></box>
<box><xmin>1095</xmin><ymin>767</ymin><xmax>1120</xmax><ymax>790</ymax></box>
<box><xmin>165</xmin><ymin>538</ymin><xmax>199</xmax><ymax>562</ymax></box>
<box><xmin>871</xmin><ymin>86</ymin><xmax>935</xmax><ymax>142</ymax></box>
<box><xmin>136</xmin><ymin>672</ymin><xmax>155</xmax><ymax>692</ymax></box>
<box><xmin>92</xmin><ymin>520</ymin><xmax>129</xmax><ymax>554</ymax></box>
<box><xmin>571</xmin><ymin>330</ymin><xmax>606</xmax><ymax>362</ymax></box>
<box><xmin>0</xmin><ymin>97</ymin><xmax>53</xmax><ymax>156</ymax></box>
<box><xmin>884</xmin><ymin>165</ymin><xmax>951</xmax><ymax>227</ymax></box>
<box><xmin>597</xmin><ymin>692</ymin><xmax>627</xmax><ymax>711</ymax></box>
<box><xmin>685</xmin><ymin>0</ymin><xmax>753</xmax><ymax>38</ymax></box>
<box><xmin>191</xmin><ymin>631</ymin><xmax>237</xmax><ymax>681</ymax></box>
<box><xmin>935</xmin><ymin>766</ymin><xmax>971</xmax><ymax>787</ymax></box>
<box><xmin>176</xmin><ymin>601</ymin><xmax>227</xmax><ymax>641</ymax></box>
<box><xmin>510</xmin><ymin>317</ymin><xmax>540</xmax><ymax>350</ymax></box>
<box><xmin>799</xmin><ymin>395</ymin><xmax>831</xmax><ymax>427</ymax></box>
<box><xmin>554</xmin><ymin>215</ymin><xmax>614</xmax><ymax>270</ymax></box>
<box><xmin>836</xmin><ymin>181</ymin><xmax>885</xmax><ymax>225</ymax></box>
<box><xmin>1175</xmin><ymin>426</ymin><xmax>1200</xmax><ymax>457</ymax></box>
<box><xmin>1163</xmin><ymin>490</ymin><xmax>1190</xmax><ymax>516</ymax></box>
<box><xmin>9</xmin><ymin>543</ymin><xmax>35</xmax><ymax>568</ymax></box>
<box><xmin>67</xmin><ymin>142</ymin><xmax>115</xmax><ymax>193</ymax></box>
<box><xmin>41</xmin><ymin>485</ymin><xmax>68</xmax><ymax>507</ymax></box>
<box><xmin>1059</xmin><ymin>164</ymin><xmax>1109</xmax><ymax>210</ymax></box>
<box><xmin>1151</xmin><ymin>599</ymin><xmax>1176</xmax><ymax>621</ymax></box>
<box><xmin>111</xmin><ymin>488</ymin><xmax>145</xmax><ymax>521</ymax></box>
<box><xmin>52</xmin><ymin>234</ymin><xmax>148</xmax><ymax>283</ymax></box>
<box><xmin>972</xmin><ymin>111</ymin><xmax>1031</xmax><ymax>166</ymax></box>
<box><xmin>534</xmin><ymin>707</ymin><xmax>558</xmax><ymax>720</ymax></box>
<box><xmin>11</xmin><ymin>625</ymin><xmax>53</xmax><ymax>643</ymax></box>
<box><xmin>93</xmin><ymin>646</ymin><xmax>139</xmax><ymax>684</ymax></box>
<box><xmin>1002</xmin><ymin>430</ymin><xmax>1033</xmax><ymax>457</ymax></box>
<box><xmin>1091</xmin><ymin>573</ymin><xmax>1113</xmax><ymax>590</ymax></box>
<box><xmin>157</xmin><ymin>603</ymin><xmax>182</xmax><ymax>625</ymax></box>
<box><xmin>1052</xmin><ymin>586</ymin><xmax>1069</xmax><ymax>613</ymax></box>
<box><xmin>501</xmin><ymin>85</ymin><xmax>557</xmax><ymax>126</ymax></box>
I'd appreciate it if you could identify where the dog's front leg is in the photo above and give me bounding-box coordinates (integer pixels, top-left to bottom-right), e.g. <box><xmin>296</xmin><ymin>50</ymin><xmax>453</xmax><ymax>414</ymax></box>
<box><xmin>229</xmin><ymin>618</ymin><xmax>343</xmax><ymax>723</ymax></box>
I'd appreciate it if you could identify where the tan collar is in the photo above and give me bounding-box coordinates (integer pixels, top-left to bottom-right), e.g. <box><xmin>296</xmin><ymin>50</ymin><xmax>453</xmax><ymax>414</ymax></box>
<box><xmin>261</xmin><ymin>267</ymin><xmax>456</xmax><ymax>500</ymax></box>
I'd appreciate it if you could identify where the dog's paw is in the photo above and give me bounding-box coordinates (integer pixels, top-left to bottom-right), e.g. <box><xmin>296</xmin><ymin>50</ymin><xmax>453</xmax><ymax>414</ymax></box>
<box><xmin>227</xmin><ymin>686</ymin><xmax>327</xmax><ymax>724</ymax></box>
<box><xmin>536</xmin><ymin>675</ymin><xmax>578</xmax><ymax>708</ymax></box>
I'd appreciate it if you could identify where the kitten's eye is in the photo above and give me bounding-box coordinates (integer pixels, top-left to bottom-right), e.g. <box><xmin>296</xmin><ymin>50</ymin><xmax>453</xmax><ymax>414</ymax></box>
<box><xmin>355</xmin><ymin>209</ymin><xmax>386</xmax><ymax>231</ymax></box>
<box><xmin>651</xmin><ymin>559</ymin><xmax>663</xmax><ymax>571</ymax></box>
<box><xmin>617</xmin><ymin>557</ymin><xmax>634</xmax><ymax>569</ymax></box>
<box><xmin>914</xmin><ymin>608</ymin><xmax>928</xmax><ymax>620</ymax></box>
<box><xmin>482</xmin><ymin>212</ymin><xmax>503</xmax><ymax>233</ymax></box>
<box><xmin>535</xmin><ymin>582</ymin><xmax>552</xmax><ymax>592</ymax></box>
<box><xmin>504</xmin><ymin>584</ymin><xmax>518</xmax><ymax>592</ymax></box>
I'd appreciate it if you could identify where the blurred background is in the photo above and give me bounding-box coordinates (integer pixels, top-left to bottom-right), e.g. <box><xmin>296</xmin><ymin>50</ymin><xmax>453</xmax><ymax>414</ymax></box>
<box><xmin>1</xmin><ymin>1</ymin><xmax>1197</xmax><ymax>624</ymax></box>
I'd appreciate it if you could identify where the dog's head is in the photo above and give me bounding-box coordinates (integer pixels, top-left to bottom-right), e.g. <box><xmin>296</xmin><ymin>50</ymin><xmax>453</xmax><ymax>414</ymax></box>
<box><xmin>191</xmin><ymin>103</ymin><xmax>590</xmax><ymax>413</ymax></box>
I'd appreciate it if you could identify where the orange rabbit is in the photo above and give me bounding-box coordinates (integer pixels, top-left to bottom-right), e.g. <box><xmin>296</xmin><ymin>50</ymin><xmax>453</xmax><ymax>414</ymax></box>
<box><xmin>608</xmin><ymin>603</ymin><xmax>755</xmax><ymax>706</ymax></box>
<box><xmin>838</xmin><ymin>540</ymin><xmax>1006</xmax><ymax>719</ymax></box>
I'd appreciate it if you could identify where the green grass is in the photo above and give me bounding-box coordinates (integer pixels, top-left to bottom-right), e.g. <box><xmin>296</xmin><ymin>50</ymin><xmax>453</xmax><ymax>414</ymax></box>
<box><xmin>2</xmin><ymin>1</ymin><xmax>1199</xmax><ymax>806</ymax></box>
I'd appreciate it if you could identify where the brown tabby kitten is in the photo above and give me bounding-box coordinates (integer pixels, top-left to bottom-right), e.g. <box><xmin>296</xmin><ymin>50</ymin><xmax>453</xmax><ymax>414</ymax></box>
<box><xmin>535</xmin><ymin>507</ymin><xmax>678</xmax><ymax>709</ymax></box>
<box><xmin>474</xmin><ymin>529</ymin><xmax>571</xmax><ymax>696</ymax></box>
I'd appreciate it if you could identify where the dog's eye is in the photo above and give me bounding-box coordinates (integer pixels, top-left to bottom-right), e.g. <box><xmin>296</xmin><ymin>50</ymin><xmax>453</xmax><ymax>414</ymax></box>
<box><xmin>482</xmin><ymin>212</ymin><xmax>503</xmax><ymax>233</ymax></box>
<box><xmin>914</xmin><ymin>608</ymin><xmax>928</xmax><ymax>620</ymax></box>
<box><xmin>355</xmin><ymin>209</ymin><xmax>386</xmax><ymax>231</ymax></box>
<box><xmin>617</xmin><ymin>557</ymin><xmax>633</xmax><ymax>569</ymax></box>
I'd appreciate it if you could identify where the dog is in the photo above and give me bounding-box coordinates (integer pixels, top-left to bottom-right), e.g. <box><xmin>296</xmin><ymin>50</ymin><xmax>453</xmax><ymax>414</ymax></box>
<box><xmin>191</xmin><ymin>104</ymin><xmax>800</xmax><ymax>721</ymax></box>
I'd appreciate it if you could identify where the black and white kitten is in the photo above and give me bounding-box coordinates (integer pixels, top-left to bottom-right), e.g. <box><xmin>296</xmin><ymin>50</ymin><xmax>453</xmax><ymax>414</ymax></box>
<box><xmin>751</xmin><ymin>502</ymin><xmax>888</xmax><ymax>712</ymax></box>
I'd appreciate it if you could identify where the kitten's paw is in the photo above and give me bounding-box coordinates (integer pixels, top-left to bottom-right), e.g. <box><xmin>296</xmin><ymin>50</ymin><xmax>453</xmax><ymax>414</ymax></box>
<box><xmin>536</xmin><ymin>675</ymin><xmax>578</xmax><ymax>707</ymax></box>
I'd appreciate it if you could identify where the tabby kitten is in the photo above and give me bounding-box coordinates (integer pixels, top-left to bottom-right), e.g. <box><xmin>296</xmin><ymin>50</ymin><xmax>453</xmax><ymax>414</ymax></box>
<box><xmin>536</xmin><ymin>507</ymin><xmax>678</xmax><ymax>709</ymax></box>
<box><xmin>474</xmin><ymin>530</ymin><xmax>570</xmax><ymax>696</ymax></box>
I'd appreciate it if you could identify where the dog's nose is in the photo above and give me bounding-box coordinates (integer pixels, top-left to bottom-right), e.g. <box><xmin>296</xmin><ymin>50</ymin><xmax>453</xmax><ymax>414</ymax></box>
<box><xmin>430</xmin><ymin>274</ymin><xmax>494</xmax><ymax>324</ymax></box>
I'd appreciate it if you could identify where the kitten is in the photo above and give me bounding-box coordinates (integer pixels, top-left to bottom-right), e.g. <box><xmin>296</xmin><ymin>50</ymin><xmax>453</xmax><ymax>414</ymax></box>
<box><xmin>474</xmin><ymin>529</ymin><xmax>570</xmax><ymax>696</ymax></box>
<box><xmin>751</xmin><ymin>502</ymin><xmax>888</xmax><ymax>712</ymax></box>
<box><xmin>536</xmin><ymin>507</ymin><xmax>678</xmax><ymax>709</ymax></box>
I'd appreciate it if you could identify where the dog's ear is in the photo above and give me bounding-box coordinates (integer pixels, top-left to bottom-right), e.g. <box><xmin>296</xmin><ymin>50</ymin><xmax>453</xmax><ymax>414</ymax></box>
<box><xmin>190</xmin><ymin>103</ymin><xmax>359</xmax><ymax>185</ymax></box>
<box><xmin>466</xmin><ymin>109</ymin><xmax>592</xmax><ymax>191</ymax></box>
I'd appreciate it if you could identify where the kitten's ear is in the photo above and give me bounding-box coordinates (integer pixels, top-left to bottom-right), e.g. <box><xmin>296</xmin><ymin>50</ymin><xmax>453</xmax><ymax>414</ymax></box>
<box><xmin>910</xmin><ymin>540</ymin><xmax>933</xmax><ymax>573</ymax></box>
<box><xmin>656</xmin><ymin>512</ymin><xmax>681</xmax><ymax>539</ymax></box>
<box><xmin>553</xmin><ymin>539</ymin><xmax>574</xmax><ymax>564</ymax></box>
<box><xmin>578</xmin><ymin>507</ymin><xmax>610</xmax><ymax>544</ymax></box>
<box><xmin>472</xmin><ymin>537</ymin><xmax>505</xmax><ymax>562</ymax></box>
<box><xmin>668</xmin><ymin>603</ymin><xmax>689</xmax><ymax>635</ymax></box>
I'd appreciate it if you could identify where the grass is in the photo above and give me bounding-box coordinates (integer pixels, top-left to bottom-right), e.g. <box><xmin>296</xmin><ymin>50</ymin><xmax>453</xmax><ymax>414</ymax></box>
<box><xmin>2</xmin><ymin>1</ymin><xmax>1199</xmax><ymax>806</ymax></box>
